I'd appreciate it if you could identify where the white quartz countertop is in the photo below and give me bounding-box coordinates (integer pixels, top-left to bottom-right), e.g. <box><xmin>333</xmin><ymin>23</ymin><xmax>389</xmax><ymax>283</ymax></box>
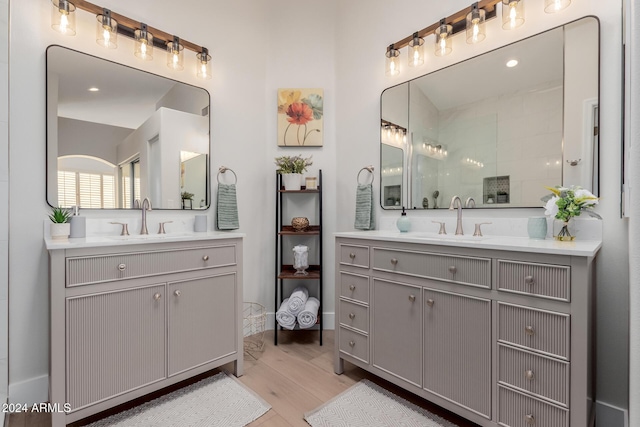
<box><xmin>45</xmin><ymin>231</ymin><xmax>245</xmax><ymax>251</ymax></box>
<box><xmin>334</xmin><ymin>230</ymin><xmax>602</xmax><ymax>257</ymax></box>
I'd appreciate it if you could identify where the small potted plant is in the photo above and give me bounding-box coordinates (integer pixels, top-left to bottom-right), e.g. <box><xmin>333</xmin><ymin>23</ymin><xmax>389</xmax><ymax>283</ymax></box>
<box><xmin>275</xmin><ymin>154</ymin><xmax>313</xmax><ymax>190</ymax></box>
<box><xmin>49</xmin><ymin>207</ymin><xmax>71</xmax><ymax>240</ymax></box>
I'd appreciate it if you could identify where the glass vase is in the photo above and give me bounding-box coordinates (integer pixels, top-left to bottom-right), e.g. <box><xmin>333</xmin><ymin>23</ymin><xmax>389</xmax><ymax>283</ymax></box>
<box><xmin>553</xmin><ymin>219</ymin><xmax>576</xmax><ymax>241</ymax></box>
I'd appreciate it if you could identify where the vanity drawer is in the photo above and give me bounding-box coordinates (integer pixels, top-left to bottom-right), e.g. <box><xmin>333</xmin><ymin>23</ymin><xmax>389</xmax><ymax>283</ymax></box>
<box><xmin>339</xmin><ymin>300</ymin><xmax>369</xmax><ymax>333</ymax></box>
<box><xmin>498</xmin><ymin>386</ymin><xmax>568</xmax><ymax>427</ymax></box>
<box><xmin>372</xmin><ymin>248</ymin><xmax>491</xmax><ymax>288</ymax></box>
<box><xmin>339</xmin><ymin>327</ymin><xmax>369</xmax><ymax>364</ymax></box>
<box><xmin>66</xmin><ymin>245</ymin><xmax>237</xmax><ymax>287</ymax></box>
<box><xmin>339</xmin><ymin>272</ymin><xmax>369</xmax><ymax>304</ymax></box>
<box><xmin>497</xmin><ymin>260</ymin><xmax>570</xmax><ymax>302</ymax></box>
<box><xmin>498</xmin><ymin>344</ymin><xmax>569</xmax><ymax>406</ymax></box>
<box><xmin>498</xmin><ymin>303</ymin><xmax>570</xmax><ymax>360</ymax></box>
<box><xmin>339</xmin><ymin>244</ymin><xmax>370</xmax><ymax>268</ymax></box>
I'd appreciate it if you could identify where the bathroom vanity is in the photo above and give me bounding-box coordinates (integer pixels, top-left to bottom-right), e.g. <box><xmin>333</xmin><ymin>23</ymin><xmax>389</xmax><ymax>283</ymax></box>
<box><xmin>46</xmin><ymin>233</ymin><xmax>243</xmax><ymax>426</ymax></box>
<box><xmin>335</xmin><ymin>231</ymin><xmax>600</xmax><ymax>427</ymax></box>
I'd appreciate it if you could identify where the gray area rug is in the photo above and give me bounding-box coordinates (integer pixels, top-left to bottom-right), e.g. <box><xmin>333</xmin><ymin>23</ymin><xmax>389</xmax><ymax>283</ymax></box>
<box><xmin>87</xmin><ymin>372</ymin><xmax>271</xmax><ymax>427</ymax></box>
<box><xmin>304</xmin><ymin>379</ymin><xmax>458</xmax><ymax>427</ymax></box>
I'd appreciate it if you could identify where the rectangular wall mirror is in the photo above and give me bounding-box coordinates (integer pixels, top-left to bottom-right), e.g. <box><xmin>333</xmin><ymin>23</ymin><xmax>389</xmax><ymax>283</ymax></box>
<box><xmin>380</xmin><ymin>16</ymin><xmax>599</xmax><ymax>210</ymax></box>
<box><xmin>46</xmin><ymin>45</ymin><xmax>211</xmax><ymax>210</ymax></box>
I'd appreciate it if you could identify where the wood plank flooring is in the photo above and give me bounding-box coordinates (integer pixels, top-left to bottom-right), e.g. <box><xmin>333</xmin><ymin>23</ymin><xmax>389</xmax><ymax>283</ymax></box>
<box><xmin>6</xmin><ymin>330</ymin><xmax>478</xmax><ymax>427</ymax></box>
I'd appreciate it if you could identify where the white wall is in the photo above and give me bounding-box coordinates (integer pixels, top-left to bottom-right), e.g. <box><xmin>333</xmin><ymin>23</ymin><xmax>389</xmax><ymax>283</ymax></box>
<box><xmin>335</xmin><ymin>0</ymin><xmax>628</xmax><ymax>418</ymax></box>
<box><xmin>58</xmin><ymin>118</ymin><xmax>132</xmax><ymax>164</ymax></box>
<box><xmin>0</xmin><ymin>0</ymin><xmax>8</xmax><ymax>411</ymax></box>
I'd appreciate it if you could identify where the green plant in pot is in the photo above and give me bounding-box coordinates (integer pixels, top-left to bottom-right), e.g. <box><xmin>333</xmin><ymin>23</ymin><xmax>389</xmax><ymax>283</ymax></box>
<box><xmin>181</xmin><ymin>191</ymin><xmax>194</xmax><ymax>200</ymax></box>
<box><xmin>49</xmin><ymin>207</ymin><xmax>71</xmax><ymax>240</ymax></box>
<box><xmin>275</xmin><ymin>154</ymin><xmax>313</xmax><ymax>190</ymax></box>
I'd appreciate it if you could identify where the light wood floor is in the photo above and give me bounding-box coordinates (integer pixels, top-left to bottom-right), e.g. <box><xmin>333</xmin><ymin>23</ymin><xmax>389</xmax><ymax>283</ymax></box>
<box><xmin>6</xmin><ymin>330</ymin><xmax>478</xmax><ymax>427</ymax></box>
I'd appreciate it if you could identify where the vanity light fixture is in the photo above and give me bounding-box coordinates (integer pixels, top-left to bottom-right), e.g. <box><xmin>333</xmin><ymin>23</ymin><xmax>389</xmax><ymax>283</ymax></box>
<box><xmin>134</xmin><ymin>23</ymin><xmax>153</xmax><ymax>60</ymax></box>
<box><xmin>502</xmin><ymin>0</ymin><xmax>525</xmax><ymax>29</ymax></box>
<box><xmin>466</xmin><ymin>2</ymin><xmax>486</xmax><ymax>44</ymax></box>
<box><xmin>96</xmin><ymin>8</ymin><xmax>118</xmax><ymax>49</ymax></box>
<box><xmin>385</xmin><ymin>44</ymin><xmax>400</xmax><ymax>76</ymax></box>
<box><xmin>51</xmin><ymin>0</ymin><xmax>76</xmax><ymax>36</ymax></box>
<box><xmin>196</xmin><ymin>47</ymin><xmax>212</xmax><ymax>80</ymax></box>
<box><xmin>408</xmin><ymin>32</ymin><xmax>425</xmax><ymax>67</ymax></box>
<box><xmin>544</xmin><ymin>0</ymin><xmax>571</xmax><ymax>13</ymax></box>
<box><xmin>434</xmin><ymin>20</ymin><xmax>453</xmax><ymax>56</ymax></box>
<box><xmin>167</xmin><ymin>36</ymin><xmax>184</xmax><ymax>71</ymax></box>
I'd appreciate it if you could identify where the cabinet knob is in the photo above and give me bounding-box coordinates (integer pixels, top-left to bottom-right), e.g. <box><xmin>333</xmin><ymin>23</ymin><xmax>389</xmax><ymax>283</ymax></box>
<box><xmin>524</xmin><ymin>275</ymin><xmax>535</xmax><ymax>285</ymax></box>
<box><xmin>426</xmin><ymin>299</ymin><xmax>435</xmax><ymax>307</ymax></box>
<box><xmin>153</xmin><ymin>293</ymin><xmax>162</xmax><ymax>301</ymax></box>
<box><xmin>349</xmin><ymin>284</ymin><xmax>356</xmax><ymax>291</ymax></box>
<box><xmin>349</xmin><ymin>313</ymin><xmax>355</xmax><ymax>320</ymax></box>
<box><xmin>525</xmin><ymin>325</ymin><xmax>535</xmax><ymax>336</ymax></box>
<box><xmin>349</xmin><ymin>253</ymin><xmax>356</xmax><ymax>259</ymax></box>
<box><xmin>525</xmin><ymin>414</ymin><xmax>535</xmax><ymax>425</ymax></box>
<box><xmin>349</xmin><ymin>340</ymin><xmax>355</xmax><ymax>347</ymax></box>
<box><xmin>202</xmin><ymin>255</ymin><xmax>209</xmax><ymax>261</ymax></box>
<box><xmin>448</xmin><ymin>265</ymin><xmax>457</xmax><ymax>274</ymax></box>
<box><xmin>409</xmin><ymin>295</ymin><xmax>416</xmax><ymax>302</ymax></box>
<box><xmin>525</xmin><ymin>370</ymin><xmax>535</xmax><ymax>380</ymax></box>
<box><xmin>174</xmin><ymin>290</ymin><xmax>182</xmax><ymax>297</ymax></box>
<box><xmin>391</xmin><ymin>258</ymin><xmax>398</xmax><ymax>265</ymax></box>
<box><xmin>118</xmin><ymin>263</ymin><xmax>126</xmax><ymax>271</ymax></box>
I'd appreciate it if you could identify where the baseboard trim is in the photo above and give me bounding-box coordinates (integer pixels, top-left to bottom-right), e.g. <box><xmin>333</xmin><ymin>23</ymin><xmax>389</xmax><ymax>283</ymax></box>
<box><xmin>8</xmin><ymin>374</ymin><xmax>48</xmax><ymax>405</ymax></box>
<box><xmin>266</xmin><ymin>312</ymin><xmax>334</xmax><ymax>331</ymax></box>
<box><xmin>596</xmin><ymin>400</ymin><xmax>628</xmax><ymax>427</ymax></box>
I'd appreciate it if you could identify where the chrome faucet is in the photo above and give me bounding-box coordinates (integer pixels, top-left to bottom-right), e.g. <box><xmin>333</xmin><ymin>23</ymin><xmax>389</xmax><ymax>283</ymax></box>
<box><xmin>465</xmin><ymin>197</ymin><xmax>476</xmax><ymax>208</ymax></box>
<box><xmin>449</xmin><ymin>196</ymin><xmax>464</xmax><ymax>235</ymax></box>
<box><xmin>140</xmin><ymin>197</ymin><xmax>152</xmax><ymax>235</ymax></box>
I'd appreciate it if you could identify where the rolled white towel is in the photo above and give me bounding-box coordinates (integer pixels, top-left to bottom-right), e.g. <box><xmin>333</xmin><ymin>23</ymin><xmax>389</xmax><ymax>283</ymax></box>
<box><xmin>297</xmin><ymin>297</ymin><xmax>320</xmax><ymax>329</ymax></box>
<box><xmin>287</xmin><ymin>286</ymin><xmax>309</xmax><ymax>315</ymax></box>
<box><xmin>276</xmin><ymin>298</ymin><xmax>296</xmax><ymax>330</ymax></box>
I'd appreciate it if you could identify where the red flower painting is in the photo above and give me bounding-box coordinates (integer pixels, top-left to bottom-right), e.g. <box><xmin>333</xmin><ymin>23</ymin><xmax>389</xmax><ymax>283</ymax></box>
<box><xmin>286</xmin><ymin>102</ymin><xmax>314</xmax><ymax>125</ymax></box>
<box><xmin>278</xmin><ymin>88</ymin><xmax>323</xmax><ymax>146</ymax></box>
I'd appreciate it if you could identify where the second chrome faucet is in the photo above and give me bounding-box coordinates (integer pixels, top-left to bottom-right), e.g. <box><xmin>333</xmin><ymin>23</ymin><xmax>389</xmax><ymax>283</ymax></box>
<box><xmin>140</xmin><ymin>197</ymin><xmax>152</xmax><ymax>235</ymax></box>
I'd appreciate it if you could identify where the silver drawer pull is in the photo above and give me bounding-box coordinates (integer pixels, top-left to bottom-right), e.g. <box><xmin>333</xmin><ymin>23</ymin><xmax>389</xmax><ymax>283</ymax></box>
<box><xmin>448</xmin><ymin>265</ymin><xmax>457</xmax><ymax>274</ymax></box>
<box><xmin>349</xmin><ymin>313</ymin><xmax>355</xmax><ymax>320</ymax></box>
<box><xmin>202</xmin><ymin>255</ymin><xmax>209</xmax><ymax>261</ymax></box>
<box><xmin>118</xmin><ymin>263</ymin><xmax>126</xmax><ymax>271</ymax></box>
<box><xmin>525</xmin><ymin>370</ymin><xmax>535</xmax><ymax>380</ymax></box>
<box><xmin>426</xmin><ymin>299</ymin><xmax>435</xmax><ymax>307</ymax></box>
<box><xmin>525</xmin><ymin>414</ymin><xmax>535</xmax><ymax>425</ymax></box>
<box><xmin>409</xmin><ymin>295</ymin><xmax>416</xmax><ymax>302</ymax></box>
<box><xmin>153</xmin><ymin>293</ymin><xmax>162</xmax><ymax>301</ymax></box>
<box><xmin>525</xmin><ymin>325</ymin><xmax>535</xmax><ymax>336</ymax></box>
<box><xmin>349</xmin><ymin>340</ymin><xmax>355</xmax><ymax>347</ymax></box>
<box><xmin>349</xmin><ymin>284</ymin><xmax>356</xmax><ymax>291</ymax></box>
<box><xmin>174</xmin><ymin>290</ymin><xmax>182</xmax><ymax>297</ymax></box>
<box><xmin>349</xmin><ymin>253</ymin><xmax>356</xmax><ymax>259</ymax></box>
<box><xmin>524</xmin><ymin>275</ymin><xmax>535</xmax><ymax>285</ymax></box>
<box><xmin>391</xmin><ymin>258</ymin><xmax>398</xmax><ymax>265</ymax></box>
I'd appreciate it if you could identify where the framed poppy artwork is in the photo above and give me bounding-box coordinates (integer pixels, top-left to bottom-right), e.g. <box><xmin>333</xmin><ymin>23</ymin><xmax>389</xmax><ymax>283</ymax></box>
<box><xmin>277</xmin><ymin>88</ymin><xmax>323</xmax><ymax>146</ymax></box>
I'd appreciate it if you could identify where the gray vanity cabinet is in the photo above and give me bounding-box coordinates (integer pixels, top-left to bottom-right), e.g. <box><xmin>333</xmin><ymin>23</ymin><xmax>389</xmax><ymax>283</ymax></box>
<box><xmin>422</xmin><ymin>288</ymin><xmax>491</xmax><ymax>419</ymax></box>
<box><xmin>168</xmin><ymin>274</ymin><xmax>237</xmax><ymax>376</ymax></box>
<box><xmin>66</xmin><ymin>284</ymin><xmax>167</xmax><ymax>411</ymax></box>
<box><xmin>335</xmin><ymin>236</ymin><xmax>596</xmax><ymax>427</ymax></box>
<box><xmin>372</xmin><ymin>278</ymin><xmax>422</xmax><ymax>387</ymax></box>
<box><xmin>48</xmin><ymin>237</ymin><xmax>243</xmax><ymax>427</ymax></box>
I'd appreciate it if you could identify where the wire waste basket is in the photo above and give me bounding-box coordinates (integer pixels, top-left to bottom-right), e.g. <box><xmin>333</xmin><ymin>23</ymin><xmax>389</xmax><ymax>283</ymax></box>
<box><xmin>243</xmin><ymin>302</ymin><xmax>266</xmax><ymax>353</ymax></box>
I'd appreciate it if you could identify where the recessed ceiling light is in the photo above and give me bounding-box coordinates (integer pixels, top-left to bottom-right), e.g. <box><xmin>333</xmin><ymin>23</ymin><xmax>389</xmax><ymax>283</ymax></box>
<box><xmin>88</xmin><ymin>87</ymin><xmax>100</xmax><ymax>92</ymax></box>
<box><xmin>506</xmin><ymin>59</ymin><xmax>519</xmax><ymax>68</ymax></box>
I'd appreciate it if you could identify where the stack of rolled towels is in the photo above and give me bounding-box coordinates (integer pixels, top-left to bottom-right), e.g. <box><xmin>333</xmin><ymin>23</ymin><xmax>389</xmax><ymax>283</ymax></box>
<box><xmin>276</xmin><ymin>286</ymin><xmax>320</xmax><ymax>330</ymax></box>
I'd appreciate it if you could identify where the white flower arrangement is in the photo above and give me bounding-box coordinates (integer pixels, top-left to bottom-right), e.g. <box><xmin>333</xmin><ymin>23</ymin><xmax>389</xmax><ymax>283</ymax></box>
<box><xmin>541</xmin><ymin>185</ymin><xmax>601</xmax><ymax>222</ymax></box>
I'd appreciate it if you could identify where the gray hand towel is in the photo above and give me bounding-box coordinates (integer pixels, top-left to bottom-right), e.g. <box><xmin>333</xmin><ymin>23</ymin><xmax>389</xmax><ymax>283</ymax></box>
<box><xmin>354</xmin><ymin>183</ymin><xmax>375</xmax><ymax>230</ymax></box>
<box><xmin>216</xmin><ymin>183</ymin><xmax>239</xmax><ymax>230</ymax></box>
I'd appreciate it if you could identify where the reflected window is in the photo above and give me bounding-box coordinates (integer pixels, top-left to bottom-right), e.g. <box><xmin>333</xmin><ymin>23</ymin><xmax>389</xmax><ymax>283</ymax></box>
<box><xmin>120</xmin><ymin>159</ymin><xmax>141</xmax><ymax>208</ymax></box>
<box><xmin>57</xmin><ymin>156</ymin><xmax>116</xmax><ymax>208</ymax></box>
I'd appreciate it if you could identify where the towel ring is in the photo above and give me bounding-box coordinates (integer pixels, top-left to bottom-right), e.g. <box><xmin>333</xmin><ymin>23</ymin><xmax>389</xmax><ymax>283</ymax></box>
<box><xmin>217</xmin><ymin>166</ymin><xmax>237</xmax><ymax>184</ymax></box>
<box><xmin>357</xmin><ymin>166</ymin><xmax>375</xmax><ymax>185</ymax></box>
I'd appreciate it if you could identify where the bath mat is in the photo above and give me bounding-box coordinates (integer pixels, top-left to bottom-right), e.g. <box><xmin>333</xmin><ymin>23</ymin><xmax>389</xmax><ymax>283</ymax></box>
<box><xmin>304</xmin><ymin>379</ymin><xmax>458</xmax><ymax>427</ymax></box>
<box><xmin>87</xmin><ymin>372</ymin><xmax>270</xmax><ymax>427</ymax></box>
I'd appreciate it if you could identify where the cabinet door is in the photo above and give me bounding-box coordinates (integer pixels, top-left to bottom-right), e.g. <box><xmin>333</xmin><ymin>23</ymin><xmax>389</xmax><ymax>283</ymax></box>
<box><xmin>66</xmin><ymin>284</ymin><xmax>166</xmax><ymax>411</ymax></box>
<box><xmin>372</xmin><ymin>279</ymin><xmax>422</xmax><ymax>386</ymax></box>
<box><xmin>423</xmin><ymin>288</ymin><xmax>491</xmax><ymax>418</ymax></box>
<box><xmin>168</xmin><ymin>273</ymin><xmax>237</xmax><ymax>376</ymax></box>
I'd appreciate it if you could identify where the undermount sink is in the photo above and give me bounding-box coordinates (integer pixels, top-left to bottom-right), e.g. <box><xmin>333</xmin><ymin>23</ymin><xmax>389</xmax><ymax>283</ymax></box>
<box><xmin>410</xmin><ymin>233</ymin><xmax>486</xmax><ymax>242</ymax></box>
